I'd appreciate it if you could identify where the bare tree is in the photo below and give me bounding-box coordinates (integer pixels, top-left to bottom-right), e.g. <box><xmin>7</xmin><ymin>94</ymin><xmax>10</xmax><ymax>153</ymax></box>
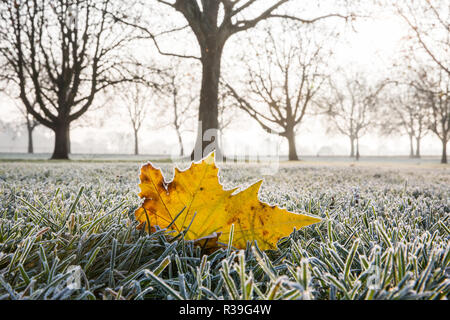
<box><xmin>412</xmin><ymin>68</ymin><xmax>450</xmax><ymax>164</ymax></box>
<box><xmin>1</xmin><ymin>89</ymin><xmax>41</xmax><ymax>154</ymax></box>
<box><xmin>0</xmin><ymin>0</ymin><xmax>143</xmax><ymax>159</ymax></box>
<box><xmin>0</xmin><ymin>118</ymin><xmax>22</xmax><ymax>152</ymax></box>
<box><xmin>381</xmin><ymin>84</ymin><xmax>428</xmax><ymax>158</ymax></box>
<box><xmin>16</xmin><ymin>102</ymin><xmax>40</xmax><ymax>154</ymax></box>
<box><xmin>0</xmin><ymin>60</ymin><xmax>40</xmax><ymax>154</ymax></box>
<box><xmin>225</xmin><ymin>23</ymin><xmax>332</xmax><ymax>160</ymax></box>
<box><xmin>323</xmin><ymin>74</ymin><xmax>389</xmax><ymax>160</ymax></box>
<box><xmin>389</xmin><ymin>15</ymin><xmax>449</xmax><ymax>162</ymax></box>
<box><xmin>157</xmin><ymin>62</ymin><xmax>198</xmax><ymax>157</ymax></box>
<box><xmin>115</xmin><ymin>82</ymin><xmax>154</xmax><ymax>155</ymax></box>
<box><xmin>117</xmin><ymin>0</ymin><xmax>356</xmax><ymax>160</ymax></box>
<box><xmin>396</xmin><ymin>1</ymin><xmax>450</xmax><ymax>76</ymax></box>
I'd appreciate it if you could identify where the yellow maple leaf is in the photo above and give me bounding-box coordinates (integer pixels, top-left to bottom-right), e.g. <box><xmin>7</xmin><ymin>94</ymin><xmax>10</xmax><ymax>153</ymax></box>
<box><xmin>135</xmin><ymin>152</ymin><xmax>321</xmax><ymax>250</ymax></box>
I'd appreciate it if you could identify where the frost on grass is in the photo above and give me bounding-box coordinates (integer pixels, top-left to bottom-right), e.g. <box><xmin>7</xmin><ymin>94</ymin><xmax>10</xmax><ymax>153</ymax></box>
<box><xmin>0</xmin><ymin>162</ymin><xmax>448</xmax><ymax>300</ymax></box>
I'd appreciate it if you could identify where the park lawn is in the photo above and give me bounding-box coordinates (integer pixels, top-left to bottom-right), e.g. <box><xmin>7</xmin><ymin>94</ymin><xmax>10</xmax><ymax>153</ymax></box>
<box><xmin>0</xmin><ymin>160</ymin><xmax>448</xmax><ymax>299</ymax></box>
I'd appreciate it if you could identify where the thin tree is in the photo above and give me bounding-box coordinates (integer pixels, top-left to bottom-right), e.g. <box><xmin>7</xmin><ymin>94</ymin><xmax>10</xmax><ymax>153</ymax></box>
<box><xmin>0</xmin><ymin>118</ymin><xmax>22</xmax><ymax>152</ymax></box>
<box><xmin>2</xmin><ymin>89</ymin><xmax>41</xmax><ymax>154</ymax></box>
<box><xmin>0</xmin><ymin>62</ymin><xmax>40</xmax><ymax>154</ymax></box>
<box><xmin>117</xmin><ymin>0</ymin><xmax>356</xmax><ymax>160</ymax></box>
<box><xmin>116</xmin><ymin>82</ymin><xmax>153</xmax><ymax>155</ymax></box>
<box><xmin>217</xmin><ymin>87</ymin><xmax>239</xmax><ymax>153</ymax></box>
<box><xmin>396</xmin><ymin>1</ymin><xmax>450</xmax><ymax>77</ymax></box>
<box><xmin>324</xmin><ymin>74</ymin><xmax>388</xmax><ymax>160</ymax></box>
<box><xmin>0</xmin><ymin>0</ymin><xmax>143</xmax><ymax>159</ymax></box>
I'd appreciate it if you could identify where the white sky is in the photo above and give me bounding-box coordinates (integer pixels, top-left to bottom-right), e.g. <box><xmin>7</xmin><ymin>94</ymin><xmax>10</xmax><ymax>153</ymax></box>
<box><xmin>0</xmin><ymin>3</ymin><xmax>445</xmax><ymax>156</ymax></box>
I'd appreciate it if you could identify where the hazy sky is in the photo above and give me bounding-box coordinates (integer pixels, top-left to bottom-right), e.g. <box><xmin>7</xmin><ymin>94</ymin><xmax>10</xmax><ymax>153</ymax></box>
<box><xmin>0</xmin><ymin>2</ymin><xmax>445</xmax><ymax>156</ymax></box>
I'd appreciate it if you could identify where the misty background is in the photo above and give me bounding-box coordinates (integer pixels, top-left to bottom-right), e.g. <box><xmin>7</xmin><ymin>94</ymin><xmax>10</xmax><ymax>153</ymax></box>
<box><xmin>0</xmin><ymin>0</ymin><xmax>448</xmax><ymax>160</ymax></box>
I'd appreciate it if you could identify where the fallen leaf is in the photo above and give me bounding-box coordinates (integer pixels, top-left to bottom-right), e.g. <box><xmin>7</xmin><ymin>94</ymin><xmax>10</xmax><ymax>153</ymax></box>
<box><xmin>135</xmin><ymin>152</ymin><xmax>321</xmax><ymax>250</ymax></box>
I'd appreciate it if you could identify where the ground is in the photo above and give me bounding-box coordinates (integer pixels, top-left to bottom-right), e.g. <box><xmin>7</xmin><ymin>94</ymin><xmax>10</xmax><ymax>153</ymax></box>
<box><xmin>0</xmin><ymin>157</ymin><xmax>448</xmax><ymax>299</ymax></box>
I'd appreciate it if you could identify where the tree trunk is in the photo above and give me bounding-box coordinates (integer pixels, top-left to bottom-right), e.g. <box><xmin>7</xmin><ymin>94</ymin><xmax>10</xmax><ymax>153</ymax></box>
<box><xmin>285</xmin><ymin>128</ymin><xmax>299</xmax><ymax>161</ymax></box>
<box><xmin>356</xmin><ymin>137</ymin><xmax>360</xmax><ymax>161</ymax></box>
<box><xmin>51</xmin><ymin>122</ymin><xmax>70</xmax><ymax>160</ymax></box>
<box><xmin>409</xmin><ymin>134</ymin><xmax>414</xmax><ymax>158</ymax></box>
<box><xmin>415</xmin><ymin>137</ymin><xmax>421</xmax><ymax>158</ymax></box>
<box><xmin>191</xmin><ymin>41</ymin><xmax>224</xmax><ymax>161</ymax></box>
<box><xmin>134</xmin><ymin>129</ymin><xmax>139</xmax><ymax>155</ymax></box>
<box><xmin>218</xmin><ymin>129</ymin><xmax>224</xmax><ymax>158</ymax></box>
<box><xmin>350</xmin><ymin>136</ymin><xmax>355</xmax><ymax>157</ymax></box>
<box><xmin>441</xmin><ymin>139</ymin><xmax>448</xmax><ymax>164</ymax></box>
<box><xmin>27</xmin><ymin>125</ymin><xmax>34</xmax><ymax>154</ymax></box>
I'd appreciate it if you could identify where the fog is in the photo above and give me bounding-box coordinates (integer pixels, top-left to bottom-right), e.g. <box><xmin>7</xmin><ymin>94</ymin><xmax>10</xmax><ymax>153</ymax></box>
<box><xmin>0</xmin><ymin>0</ymin><xmax>448</xmax><ymax>159</ymax></box>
